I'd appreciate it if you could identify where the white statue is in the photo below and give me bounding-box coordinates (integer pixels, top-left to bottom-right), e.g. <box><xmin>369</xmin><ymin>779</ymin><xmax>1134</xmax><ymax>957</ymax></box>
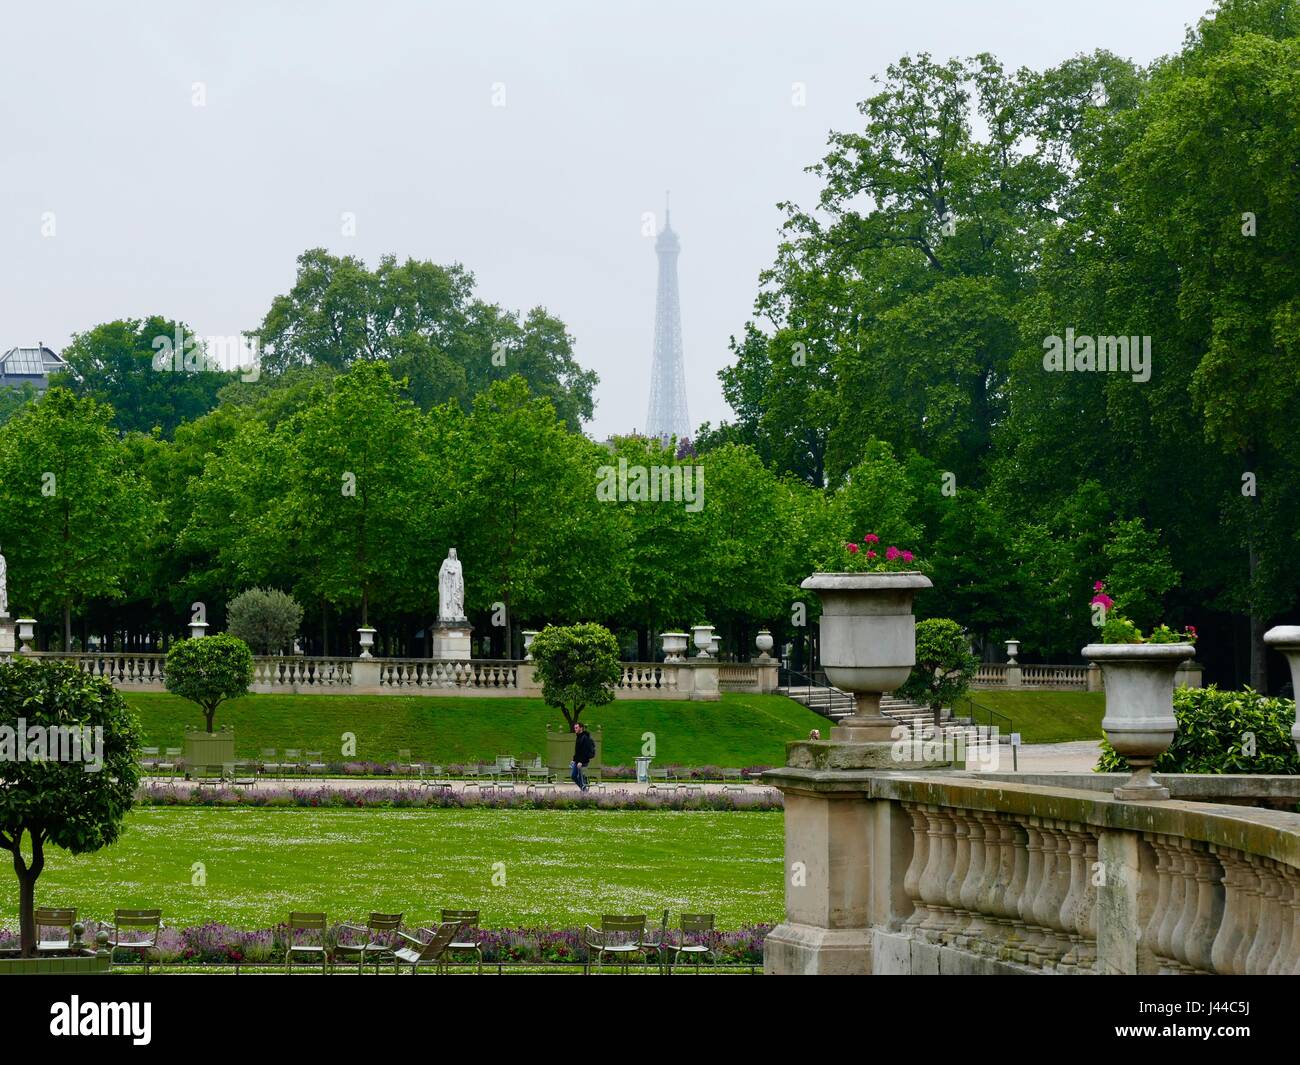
<box><xmin>438</xmin><ymin>548</ymin><xmax>465</xmax><ymax>620</ymax></box>
<box><xmin>0</xmin><ymin>545</ymin><xmax>7</xmax><ymax>618</ymax></box>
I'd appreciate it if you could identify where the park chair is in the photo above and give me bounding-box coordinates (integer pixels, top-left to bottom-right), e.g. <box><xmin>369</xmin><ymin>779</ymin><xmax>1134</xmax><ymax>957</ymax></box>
<box><xmin>304</xmin><ymin>751</ymin><xmax>327</xmax><ymax>776</ymax></box>
<box><xmin>335</xmin><ymin>912</ymin><xmax>404</xmax><ymax>974</ymax></box>
<box><xmin>34</xmin><ymin>907</ymin><xmax>77</xmax><ymax>954</ymax></box>
<box><xmin>641</xmin><ymin>909</ymin><xmax>672</xmax><ymax>974</ymax></box>
<box><xmin>441</xmin><ymin>909</ymin><xmax>483</xmax><ymax>973</ymax></box>
<box><xmin>392</xmin><ymin>920</ymin><xmax>464</xmax><ymax>974</ymax></box>
<box><xmin>282</xmin><ymin>748</ymin><xmax>304</xmax><ymax>776</ymax></box>
<box><xmin>195</xmin><ymin>764</ymin><xmax>226</xmax><ymax>787</ymax></box>
<box><xmin>105</xmin><ymin>909</ymin><xmax>163</xmax><ymax>974</ymax></box>
<box><xmin>649</xmin><ymin>768</ymin><xmax>676</xmax><ymax>789</ymax></box>
<box><xmin>722</xmin><ymin>768</ymin><xmax>746</xmax><ymax>791</ymax></box>
<box><xmin>225</xmin><ymin>761</ymin><xmax>257</xmax><ymax>788</ymax></box>
<box><xmin>260</xmin><ymin>748</ymin><xmax>284</xmax><ymax>779</ymax></box>
<box><xmin>526</xmin><ymin>765</ymin><xmax>554</xmax><ymax>785</ymax></box>
<box><xmin>156</xmin><ymin>748</ymin><xmax>182</xmax><ymax>776</ymax></box>
<box><xmin>661</xmin><ymin>914</ymin><xmax>716</xmax><ymax>973</ymax></box>
<box><xmin>419</xmin><ymin>763</ymin><xmax>452</xmax><ymax>788</ymax></box>
<box><xmin>494</xmin><ymin>755</ymin><xmax>515</xmax><ymax>780</ymax></box>
<box><xmin>396</xmin><ymin>749</ymin><xmax>420</xmax><ymax>778</ymax></box>
<box><xmin>584</xmin><ymin>915</ymin><xmax>647</xmax><ymax>974</ymax></box>
<box><xmin>139</xmin><ymin>747</ymin><xmax>160</xmax><ymax>772</ymax></box>
<box><xmin>285</xmin><ymin>911</ymin><xmax>331</xmax><ymax>973</ymax></box>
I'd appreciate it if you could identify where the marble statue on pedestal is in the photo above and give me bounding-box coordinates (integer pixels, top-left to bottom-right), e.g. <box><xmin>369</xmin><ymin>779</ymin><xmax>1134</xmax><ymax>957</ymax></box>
<box><xmin>432</xmin><ymin>547</ymin><xmax>472</xmax><ymax>659</ymax></box>
<box><xmin>0</xmin><ymin>545</ymin><xmax>7</xmax><ymax>618</ymax></box>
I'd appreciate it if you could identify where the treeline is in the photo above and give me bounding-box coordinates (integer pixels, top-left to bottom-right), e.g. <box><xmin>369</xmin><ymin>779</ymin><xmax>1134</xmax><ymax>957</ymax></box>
<box><xmin>695</xmin><ymin>0</ymin><xmax>1300</xmax><ymax>689</ymax></box>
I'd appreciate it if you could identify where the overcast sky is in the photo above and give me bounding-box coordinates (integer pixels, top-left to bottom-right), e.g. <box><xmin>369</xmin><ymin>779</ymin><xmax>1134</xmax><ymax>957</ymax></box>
<box><xmin>1</xmin><ymin>0</ymin><xmax>1211</xmax><ymax>439</ymax></box>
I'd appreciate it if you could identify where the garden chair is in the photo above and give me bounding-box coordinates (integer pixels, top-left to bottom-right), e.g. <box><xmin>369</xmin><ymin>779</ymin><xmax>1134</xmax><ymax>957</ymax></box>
<box><xmin>583</xmin><ymin>915</ymin><xmax>647</xmax><ymax>974</ymax></box>
<box><xmin>156</xmin><ymin>748</ymin><xmax>182</xmax><ymax>776</ymax></box>
<box><xmin>642</xmin><ymin>909</ymin><xmax>672</xmax><ymax>974</ymax></box>
<box><xmin>494</xmin><ymin>755</ymin><xmax>515</xmax><ymax>781</ymax></box>
<box><xmin>526</xmin><ymin>764</ymin><xmax>554</xmax><ymax>785</ymax></box>
<box><xmin>392</xmin><ymin>920</ymin><xmax>464</xmax><ymax>974</ymax></box>
<box><xmin>285</xmin><ymin>911</ymin><xmax>331</xmax><ymax>973</ymax></box>
<box><xmin>420</xmin><ymin>764</ymin><xmax>452</xmax><ymax>788</ymax></box>
<box><xmin>195</xmin><ymin>764</ymin><xmax>226</xmax><ymax>787</ymax></box>
<box><xmin>139</xmin><ymin>747</ymin><xmax>160</xmax><ymax>772</ymax></box>
<box><xmin>335</xmin><ymin>912</ymin><xmax>404</xmax><ymax>974</ymax></box>
<box><xmin>260</xmin><ymin>748</ymin><xmax>284</xmax><ymax>779</ymax></box>
<box><xmin>225</xmin><ymin>761</ymin><xmax>257</xmax><ymax>788</ymax></box>
<box><xmin>396</xmin><ymin>749</ymin><xmax>420</xmax><ymax>778</ymax></box>
<box><xmin>661</xmin><ymin>914</ymin><xmax>716</xmax><ymax>973</ymax></box>
<box><xmin>34</xmin><ymin>907</ymin><xmax>77</xmax><ymax>954</ymax></box>
<box><xmin>304</xmin><ymin>751</ymin><xmax>327</xmax><ymax>776</ymax></box>
<box><xmin>104</xmin><ymin>909</ymin><xmax>163</xmax><ymax>974</ymax></box>
<box><xmin>283</xmin><ymin>748</ymin><xmax>305</xmax><ymax>776</ymax></box>
<box><xmin>441</xmin><ymin>909</ymin><xmax>483</xmax><ymax>973</ymax></box>
<box><xmin>722</xmin><ymin>768</ymin><xmax>746</xmax><ymax>791</ymax></box>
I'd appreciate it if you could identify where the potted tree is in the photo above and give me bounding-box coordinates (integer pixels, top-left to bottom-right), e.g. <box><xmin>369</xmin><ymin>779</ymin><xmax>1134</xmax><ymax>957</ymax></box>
<box><xmin>165</xmin><ymin>632</ymin><xmax>255</xmax><ymax>772</ymax></box>
<box><xmin>801</xmin><ymin>536</ymin><xmax>932</xmax><ymax>742</ymax></box>
<box><xmin>1083</xmin><ymin>602</ymin><xmax>1196</xmax><ymax>800</ymax></box>
<box><xmin>531</xmin><ymin>623</ymin><xmax>621</xmax><ymax>776</ymax></box>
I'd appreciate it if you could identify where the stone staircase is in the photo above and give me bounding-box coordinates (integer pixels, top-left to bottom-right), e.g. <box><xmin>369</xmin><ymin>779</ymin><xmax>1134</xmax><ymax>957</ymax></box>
<box><xmin>782</xmin><ymin>685</ymin><xmax>1009</xmax><ymax>744</ymax></box>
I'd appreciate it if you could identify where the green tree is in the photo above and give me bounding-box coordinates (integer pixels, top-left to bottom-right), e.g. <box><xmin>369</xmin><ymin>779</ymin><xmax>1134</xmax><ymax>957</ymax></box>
<box><xmin>164</xmin><ymin>633</ymin><xmax>254</xmax><ymax>733</ymax></box>
<box><xmin>898</xmin><ymin>618</ymin><xmax>979</xmax><ymax>728</ymax></box>
<box><xmin>226</xmin><ymin>587</ymin><xmax>303</xmax><ymax>655</ymax></box>
<box><xmin>529</xmin><ymin>623</ymin><xmax>622</xmax><ymax>726</ymax></box>
<box><xmin>0</xmin><ymin>657</ymin><xmax>141</xmax><ymax>956</ymax></box>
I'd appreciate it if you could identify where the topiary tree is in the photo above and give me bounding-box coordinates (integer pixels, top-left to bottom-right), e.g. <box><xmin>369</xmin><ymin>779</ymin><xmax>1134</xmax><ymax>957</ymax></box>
<box><xmin>1097</xmin><ymin>686</ymin><xmax>1300</xmax><ymax>775</ymax></box>
<box><xmin>530</xmin><ymin>622</ymin><xmax>622</xmax><ymax>726</ymax></box>
<box><xmin>899</xmin><ymin>617</ymin><xmax>979</xmax><ymax>728</ymax></box>
<box><xmin>226</xmin><ymin>587</ymin><xmax>304</xmax><ymax>655</ymax></box>
<box><xmin>0</xmin><ymin>656</ymin><xmax>142</xmax><ymax>956</ymax></box>
<box><xmin>165</xmin><ymin>633</ymin><xmax>254</xmax><ymax>733</ymax></box>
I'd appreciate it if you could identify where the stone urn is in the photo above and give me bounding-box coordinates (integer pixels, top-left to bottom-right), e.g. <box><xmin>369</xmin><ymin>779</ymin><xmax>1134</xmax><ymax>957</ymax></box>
<box><xmin>15</xmin><ymin>617</ymin><xmax>36</xmax><ymax>654</ymax></box>
<box><xmin>692</xmin><ymin>624</ymin><xmax>715</xmax><ymax>658</ymax></box>
<box><xmin>522</xmin><ymin>630</ymin><xmax>539</xmax><ymax>661</ymax></box>
<box><xmin>1005</xmin><ymin>638</ymin><xmax>1020</xmax><ymax>665</ymax></box>
<box><xmin>708</xmin><ymin>635</ymin><xmax>720</xmax><ymax>657</ymax></box>
<box><xmin>660</xmin><ymin>632</ymin><xmax>690</xmax><ymax>663</ymax></box>
<box><xmin>800</xmin><ymin>572</ymin><xmax>933</xmax><ymax>742</ymax></box>
<box><xmin>755</xmin><ymin>630</ymin><xmax>774</xmax><ymax>661</ymax></box>
<box><xmin>1263</xmin><ymin>626</ymin><xmax>1300</xmax><ymax>756</ymax></box>
<box><xmin>1083</xmin><ymin>642</ymin><xmax>1194</xmax><ymax>800</ymax></box>
<box><xmin>357</xmin><ymin>626</ymin><xmax>378</xmax><ymax>660</ymax></box>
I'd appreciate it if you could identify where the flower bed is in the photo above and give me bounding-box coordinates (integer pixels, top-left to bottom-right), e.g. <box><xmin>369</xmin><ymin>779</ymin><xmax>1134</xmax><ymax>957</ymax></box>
<box><xmin>0</xmin><ymin>921</ymin><xmax>771</xmax><ymax>966</ymax></box>
<box><xmin>135</xmin><ymin>783</ymin><xmax>784</xmax><ymax>810</ymax></box>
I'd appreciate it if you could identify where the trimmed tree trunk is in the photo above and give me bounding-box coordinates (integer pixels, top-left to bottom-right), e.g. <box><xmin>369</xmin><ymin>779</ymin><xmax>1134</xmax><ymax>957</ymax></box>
<box><xmin>12</xmin><ymin>831</ymin><xmax>44</xmax><ymax>957</ymax></box>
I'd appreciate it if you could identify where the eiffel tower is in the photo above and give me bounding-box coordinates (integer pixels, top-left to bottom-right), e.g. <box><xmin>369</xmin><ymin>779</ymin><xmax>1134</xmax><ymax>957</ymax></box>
<box><xmin>644</xmin><ymin>193</ymin><xmax>691</xmax><ymax>443</ymax></box>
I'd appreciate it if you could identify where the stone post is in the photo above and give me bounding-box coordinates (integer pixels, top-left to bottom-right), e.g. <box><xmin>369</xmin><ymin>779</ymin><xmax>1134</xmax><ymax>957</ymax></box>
<box><xmin>1006</xmin><ymin>663</ymin><xmax>1024</xmax><ymax>689</ymax></box>
<box><xmin>516</xmin><ymin>661</ymin><xmax>542</xmax><ymax>697</ymax></box>
<box><xmin>689</xmin><ymin>658</ymin><xmax>720</xmax><ymax>701</ymax></box>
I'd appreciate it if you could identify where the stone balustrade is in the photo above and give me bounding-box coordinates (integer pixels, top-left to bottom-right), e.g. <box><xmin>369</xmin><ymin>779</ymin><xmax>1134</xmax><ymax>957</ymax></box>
<box><xmin>763</xmin><ymin>763</ymin><xmax>1300</xmax><ymax>975</ymax></box>
<box><xmin>9</xmin><ymin>650</ymin><xmax>777</xmax><ymax>701</ymax></box>
<box><xmin>972</xmin><ymin>661</ymin><xmax>1202</xmax><ymax>691</ymax></box>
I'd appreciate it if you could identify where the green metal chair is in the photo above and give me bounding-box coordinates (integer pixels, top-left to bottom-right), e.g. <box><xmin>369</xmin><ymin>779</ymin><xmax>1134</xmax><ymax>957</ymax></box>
<box><xmin>661</xmin><ymin>913</ymin><xmax>716</xmax><ymax>973</ymax></box>
<box><xmin>304</xmin><ymin>750</ymin><xmax>327</xmax><ymax>776</ymax></box>
<box><xmin>584</xmin><ymin>915</ymin><xmax>647</xmax><ymax>974</ymax></box>
<box><xmin>282</xmin><ymin>748</ymin><xmax>304</xmax><ymax>777</ymax></box>
<box><xmin>285</xmin><ymin>911</ymin><xmax>331</xmax><ymax>973</ymax></box>
<box><xmin>260</xmin><ymin>748</ymin><xmax>283</xmax><ymax>779</ymax></box>
<box><xmin>642</xmin><ymin>909</ymin><xmax>672</xmax><ymax>974</ymax></box>
<box><xmin>396</xmin><ymin>749</ymin><xmax>419</xmax><ymax>778</ymax></box>
<box><xmin>156</xmin><ymin>748</ymin><xmax>182</xmax><ymax>776</ymax></box>
<box><xmin>335</xmin><ymin>912</ymin><xmax>404</xmax><ymax>974</ymax></box>
<box><xmin>392</xmin><ymin>920</ymin><xmax>463</xmax><ymax>974</ymax></box>
<box><xmin>226</xmin><ymin>761</ymin><xmax>258</xmax><ymax>788</ymax></box>
<box><xmin>105</xmin><ymin>909</ymin><xmax>163</xmax><ymax>973</ymax></box>
<box><xmin>34</xmin><ymin>907</ymin><xmax>77</xmax><ymax>954</ymax></box>
<box><xmin>441</xmin><ymin>909</ymin><xmax>483</xmax><ymax>973</ymax></box>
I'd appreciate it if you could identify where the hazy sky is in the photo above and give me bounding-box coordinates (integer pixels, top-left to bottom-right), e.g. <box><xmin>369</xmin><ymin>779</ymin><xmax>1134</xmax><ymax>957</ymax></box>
<box><xmin>1</xmin><ymin>0</ymin><xmax>1211</xmax><ymax>439</ymax></box>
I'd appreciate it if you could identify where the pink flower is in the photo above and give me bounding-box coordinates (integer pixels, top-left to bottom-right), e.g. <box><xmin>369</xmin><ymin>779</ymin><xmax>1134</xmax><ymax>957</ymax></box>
<box><xmin>1094</xmin><ymin>580</ymin><xmax>1105</xmax><ymax>592</ymax></box>
<box><xmin>886</xmin><ymin>546</ymin><xmax>901</xmax><ymax>561</ymax></box>
<box><xmin>846</xmin><ymin>542</ymin><xmax>859</xmax><ymax>554</ymax></box>
<box><xmin>901</xmin><ymin>550</ymin><xmax>914</xmax><ymax>563</ymax></box>
<box><xmin>863</xmin><ymin>534</ymin><xmax>879</xmax><ymax>544</ymax></box>
<box><xmin>1091</xmin><ymin>593</ymin><xmax>1114</xmax><ymax>610</ymax></box>
<box><xmin>1186</xmin><ymin>625</ymin><xmax>1197</xmax><ymax>638</ymax></box>
<box><xmin>866</xmin><ymin>550</ymin><xmax>877</xmax><ymax>559</ymax></box>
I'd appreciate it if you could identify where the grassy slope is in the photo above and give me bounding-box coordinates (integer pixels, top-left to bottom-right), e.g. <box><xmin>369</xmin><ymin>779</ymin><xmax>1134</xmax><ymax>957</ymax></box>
<box><xmin>123</xmin><ymin>691</ymin><xmax>828</xmax><ymax>768</ymax></box>
<box><xmin>2</xmin><ymin>808</ymin><xmax>783</xmax><ymax>930</ymax></box>
<box><xmin>957</xmin><ymin>690</ymin><xmax>1106</xmax><ymax>744</ymax></box>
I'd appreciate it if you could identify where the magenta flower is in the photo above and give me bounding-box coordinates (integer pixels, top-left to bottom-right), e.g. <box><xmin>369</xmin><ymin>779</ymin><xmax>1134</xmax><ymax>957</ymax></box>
<box><xmin>866</xmin><ymin>550</ymin><xmax>877</xmax><ymax>559</ymax></box>
<box><xmin>901</xmin><ymin>550</ymin><xmax>914</xmax><ymax>563</ymax></box>
<box><xmin>864</xmin><ymin>534</ymin><xmax>879</xmax><ymax>544</ymax></box>
<box><xmin>1091</xmin><ymin>593</ymin><xmax>1114</xmax><ymax>610</ymax></box>
<box><xmin>1186</xmin><ymin>625</ymin><xmax>1197</xmax><ymax>638</ymax></box>
<box><xmin>846</xmin><ymin>542</ymin><xmax>859</xmax><ymax>554</ymax></box>
<box><xmin>1093</xmin><ymin>580</ymin><xmax>1105</xmax><ymax>592</ymax></box>
<box><xmin>886</xmin><ymin>546</ymin><xmax>901</xmax><ymax>561</ymax></box>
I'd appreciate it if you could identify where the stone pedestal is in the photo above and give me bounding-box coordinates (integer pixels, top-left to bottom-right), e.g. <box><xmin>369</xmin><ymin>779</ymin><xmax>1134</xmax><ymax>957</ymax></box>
<box><xmin>0</xmin><ymin>616</ymin><xmax>13</xmax><ymax>655</ymax></box>
<box><xmin>752</xmin><ymin>658</ymin><xmax>779</xmax><ymax>693</ymax></box>
<box><xmin>688</xmin><ymin>658</ymin><xmax>720</xmax><ymax>701</ymax></box>
<box><xmin>432</xmin><ymin>619</ymin><xmax>472</xmax><ymax>660</ymax></box>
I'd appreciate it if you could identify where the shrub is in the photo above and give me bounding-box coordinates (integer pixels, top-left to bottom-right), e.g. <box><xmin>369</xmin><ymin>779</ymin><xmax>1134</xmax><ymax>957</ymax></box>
<box><xmin>1096</xmin><ymin>685</ymin><xmax>1300</xmax><ymax>775</ymax></box>
<box><xmin>226</xmin><ymin>587</ymin><xmax>304</xmax><ymax>655</ymax></box>
<box><xmin>165</xmin><ymin>633</ymin><xmax>254</xmax><ymax>733</ymax></box>
<box><xmin>898</xmin><ymin>618</ymin><xmax>977</xmax><ymax>727</ymax></box>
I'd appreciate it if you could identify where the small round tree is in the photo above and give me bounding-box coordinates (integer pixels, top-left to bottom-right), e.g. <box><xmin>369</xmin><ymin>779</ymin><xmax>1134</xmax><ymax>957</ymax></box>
<box><xmin>0</xmin><ymin>656</ymin><xmax>142</xmax><ymax>956</ymax></box>
<box><xmin>530</xmin><ymin>622</ymin><xmax>622</xmax><ymax>726</ymax></box>
<box><xmin>898</xmin><ymin>618</ymin><xmax>979</xmax><ymax>728</ymax></box>
<box><xmin>165</xmin><ymin>633</ymin><xmax>254</xmax><ymax>733</ymax></box>
<box><xmin>226</xmin><ymin>587</ymin><xmax>304</xmax><ymax>655</ymax></box>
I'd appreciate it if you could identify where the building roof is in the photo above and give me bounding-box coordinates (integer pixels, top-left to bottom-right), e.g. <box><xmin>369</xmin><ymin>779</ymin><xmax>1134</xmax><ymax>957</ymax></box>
<box><xmin>0</xmin><ymin>345</ymin><xmax>68</xmax><ymax>380</ymax></box>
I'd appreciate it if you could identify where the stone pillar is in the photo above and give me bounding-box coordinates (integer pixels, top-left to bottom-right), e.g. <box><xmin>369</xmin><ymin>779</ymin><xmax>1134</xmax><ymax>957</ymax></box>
<box><xmin>516</xmin><ymin>662</ymin><xmax>542</xmax><ymax>697</ymax></box>
<box><xmin>1095</xmin><ymin>829</ymin><xmax>1158</xmax><ymax>974</ymax></box>
<box><xmin>0</xmin><ymin>616</ymin><xmax>13</xmax><ymax>655</ymax></box>
<box><xmin>1006</xmin><ymin>663</ymin><xmax>1024</xmax><ymax>689</ymax></box>
<box><xmin>754</xmin><ymin>659</ymin><xmax>779</xmax><ymax>693</ymax></box>
<box><xmin>352</xmin><ymin>657</ymin><xmax>381</xmax><ymax>691</ymax></box>
<box><xmin>431</xmin><ymin>620</ymin><xmax>472</xmax><ymax>659</ymax></box>
<box><xmin>1087</xmin><ymin>664</ymin><xmax>1103</xmax><ymax>692</ymax></box>
<box><xmin>688</xmin><ymin>658</ymin><xmax>720</xmax><ymax>701</ymax></box>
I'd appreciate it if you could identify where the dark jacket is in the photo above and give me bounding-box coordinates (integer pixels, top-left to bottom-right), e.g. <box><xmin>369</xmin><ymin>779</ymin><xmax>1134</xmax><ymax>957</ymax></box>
<box><xmin>573</xmin><ymin>730</ymin><xmax>596</xmax><ymax>764</ymax></box>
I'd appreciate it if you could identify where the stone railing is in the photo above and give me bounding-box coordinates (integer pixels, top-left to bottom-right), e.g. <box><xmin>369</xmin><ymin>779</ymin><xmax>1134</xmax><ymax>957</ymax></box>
<box><xmin>378</xmin><ymin>658</ymin><xmax>518</xmax><ymax>691</ymax></box>
<box><xmin>763</xmin><ymin>762</ymin><xmax>1300</xmax><ymax>975</ymax></box>
<box><xmin>1022</xmin><ymin>664</ymin><xmax>1089</xmax><ymax>689</ymax></box>
<box><xmin>618</xmin><ymin>663</ymin><xmax>679</xmax><ymax>693</ymax></box>
<box><xmin>972</xmin><ymin>661</ymin><xmax>1203</xmax><ymax>692</ymax></box>
<box><xmin>251</xmin><ymin>656</ymin><xmax>353</xmax><ymax>690</ymax></box>
<box><xmin>25</xmin><ymin>651</ymin><xmax>168</xmax><ymax>687</ymax></box>
<box><xmin>719</xmin><ymin>663</ymin><xmax>760</xmax><ymax>692</ymax></box>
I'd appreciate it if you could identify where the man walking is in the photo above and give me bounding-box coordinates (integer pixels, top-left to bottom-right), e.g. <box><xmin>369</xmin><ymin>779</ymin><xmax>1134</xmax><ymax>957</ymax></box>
<box><xmin>571</xmin><ymin>721</ymin><xmax>596</xmax><ymax>792</ymax></box>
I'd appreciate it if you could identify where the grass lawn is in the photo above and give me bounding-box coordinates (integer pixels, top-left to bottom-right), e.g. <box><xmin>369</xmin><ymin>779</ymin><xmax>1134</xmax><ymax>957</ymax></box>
<box><xmin>956</xmin><ymin>689</ymin><xmax>1106</xmax><ymax>744</ymax></box>
<box><xmin>123</xmin><ymin>691</ymin><xmax>824</xmax><ymax>768</ymax></box>
<box><xmin>1</xmin><ymin>808</ymin><xmax>783</xmax><ymax>931</ymax></box>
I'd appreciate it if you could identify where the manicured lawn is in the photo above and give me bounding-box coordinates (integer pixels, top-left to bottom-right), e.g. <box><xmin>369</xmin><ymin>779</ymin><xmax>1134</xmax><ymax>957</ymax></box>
<box><xmin>1</xmin><ymin>808</ymin><xmax>783</xmax><ymax>930</ymax></box>
<box><xmin>956</xmin><ymin>689</ymin><xmax>1106</xmax><ymax>744</ymax></box>
<box><xmin>123</xmin><ymin>691</ymin><xmax>824</xmax><ymax>768</ymax></box>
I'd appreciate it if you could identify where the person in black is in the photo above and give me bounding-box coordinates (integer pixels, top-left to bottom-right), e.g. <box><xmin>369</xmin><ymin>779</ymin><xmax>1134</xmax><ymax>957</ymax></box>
<box><xmin>571</xmin><ymin>721</ymin><xmax>596</xmax><ymax>791</ymax></box>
